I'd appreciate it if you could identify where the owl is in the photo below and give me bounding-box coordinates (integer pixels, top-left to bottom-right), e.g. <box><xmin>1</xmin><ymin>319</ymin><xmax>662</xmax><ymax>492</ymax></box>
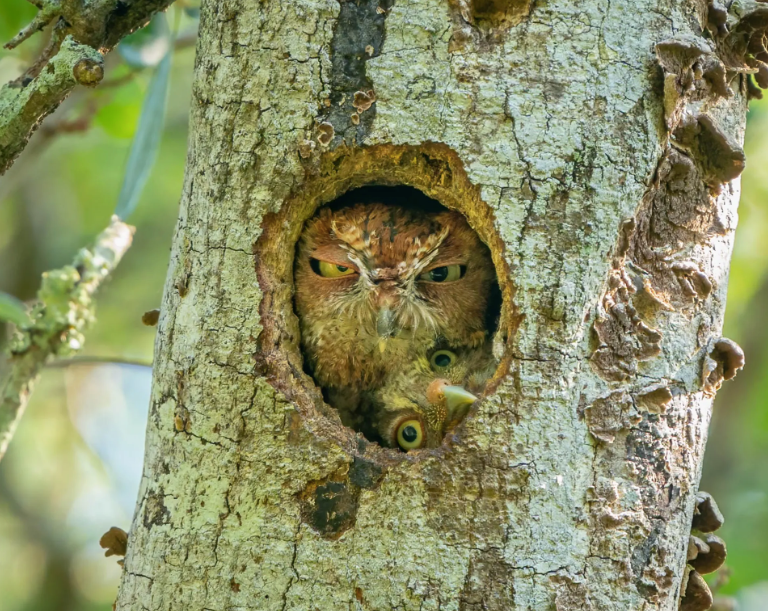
<box><xmin>373</xmin><ymin>343</ymin><xmax>497</xmax><ymax>450</ymax></box>
<box><xmin>294</xmin><ymin>203</ymin><xmax>496</xmax><ymax>419</ymax></box>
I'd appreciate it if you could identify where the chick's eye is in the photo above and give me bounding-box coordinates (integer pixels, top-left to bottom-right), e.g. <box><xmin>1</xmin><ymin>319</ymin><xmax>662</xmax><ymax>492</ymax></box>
<box><xmin>430</xmin><ymin>350</ymin><xmax>457</xmax><ymax>371</ymax></box>
<box><xmin>396</xmin><ymin>419</ymin><xmax>424</xmax><ymax>451</ymax></box>
<box><xmin>419</xmin><ymin>264</ymin><xmax>465</xmax><ymax>283</ymax></box>
<box><xmin>310</xmin><ymin>258</ymin><xmax>356</xmax><ymax>278</ymax></box>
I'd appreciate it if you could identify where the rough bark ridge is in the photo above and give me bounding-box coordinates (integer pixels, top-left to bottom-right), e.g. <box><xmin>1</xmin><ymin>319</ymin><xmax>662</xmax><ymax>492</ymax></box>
<box><xmin>117</xmin><ymin>1</ymin><xmax>750</xmax><ymax>609</ymax></box>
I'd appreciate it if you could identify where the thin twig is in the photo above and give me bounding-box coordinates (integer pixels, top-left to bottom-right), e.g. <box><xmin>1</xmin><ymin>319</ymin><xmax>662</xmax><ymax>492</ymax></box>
<box><xmin>47</xmin><ymin>355</ymin><xmax>152</xmax><ymax>369</ymax></box>
<box><xmin>0</xmin><ymin>216</ymin><xmax>135</xmax><ymax>461</ymax></box>
<box><xmin>38</xmin><ymin>99</ymin><xmax>98</xmax><ymax>136</ymax></box>
<box><xmin>0</xmin><ymin>24</ymin><xmax>201</xmax><ymax>197</ymax></box>
<box><xmin>100</xmin><ymin>71</ymin><xmax>138</xmax><ymax>89</ymax></box>
<box><xmin>4</xmin><ymin>0</ymin><xmax>61</xmax><ymax>51</ymax></box>
<box><xmin>0</xmin><ymin>87</ymin><xmax>86</xmax><ymax>201</ymax></box>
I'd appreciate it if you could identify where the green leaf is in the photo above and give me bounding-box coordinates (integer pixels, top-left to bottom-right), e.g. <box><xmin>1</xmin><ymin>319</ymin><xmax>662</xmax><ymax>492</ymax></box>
<box><xmin>113</xmin><ymin>50</ymin><xmax>172</xmax><ymax>221</ymax></box>
<box><xmin>0</xmin><ymin>292</ymin><xmax>29</xmax><ymax>326</ymax></box>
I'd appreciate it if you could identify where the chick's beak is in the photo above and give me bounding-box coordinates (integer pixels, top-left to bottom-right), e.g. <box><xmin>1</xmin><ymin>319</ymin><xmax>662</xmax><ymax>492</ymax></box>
<box><xmin>427</xmin><ymin>379</ymin><xmax>478</xmax><ymax>417</ymax></box>
<box><xmin>443</xmin><ymin>385</ymin><xmax>478</xmax><ymax>413</ymax></box>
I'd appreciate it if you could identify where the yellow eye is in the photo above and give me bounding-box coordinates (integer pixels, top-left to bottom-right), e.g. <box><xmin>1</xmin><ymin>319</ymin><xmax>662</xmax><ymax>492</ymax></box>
<box><xmin>430</xmin><ymin>350</ymin><xmax>457</xmax><ymax>371</ymax></box>
<box><xmin>418</xmin><ymin>264</ymin><xmax>465</xmax><ymax>283</ymax></box>
<box><xmin>311</xmin><ymin>259</ymin><xmax>356</xmax><ymax>278</ymax></box>
<box><xmin>396</xmin><ymin>419</ymin><xmax>424</xmax><ymax>450</ymax></box>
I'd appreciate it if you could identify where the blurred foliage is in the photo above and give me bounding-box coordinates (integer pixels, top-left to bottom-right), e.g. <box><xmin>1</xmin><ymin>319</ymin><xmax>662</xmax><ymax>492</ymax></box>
<box><xmin>0</xmin><ymin>0</ymin><xmax>767</xmax><ymax>608</ymax></box>
<box><xmin>701</xmin><ymin>96</ymin><xmax>768</xmax><ymax>602</ymax></box>
<box><xmin>0</xmin><ymin>1</ymin><xmax>194</xmax><ymax>608</ymax></box>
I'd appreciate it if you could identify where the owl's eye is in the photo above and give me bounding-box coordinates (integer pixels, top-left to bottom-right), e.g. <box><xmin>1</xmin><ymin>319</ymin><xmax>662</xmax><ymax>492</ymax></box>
<box><xmin>310</xmin><ymin>258</ymin><xmax>357</xmax><ymax>278</ymax></box>
<box><xmin>395</xmin><ymin>418</ymin><xmax>425</xmax><ymax>450</ymax></box>
<box><xmin>419</xmin><ymin>264</ymin><xmax>465</xmax><ymax>283</ymax></box>
<box><xmin>430</xmin><ymin>349</ymin><xmax>457</xmax><ymax>371</ymax></box>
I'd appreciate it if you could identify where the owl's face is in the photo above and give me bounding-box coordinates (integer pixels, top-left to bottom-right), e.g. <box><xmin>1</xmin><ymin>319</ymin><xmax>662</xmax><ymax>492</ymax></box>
<box><xmin>294</xmin><ymin>203</ymin><xmax>495</xmax><ymax>395</ymax></box>
<box><xmin>374</xmin><ymin>344</ymin><xmax>495</xmax><ymax>450</ymax></box>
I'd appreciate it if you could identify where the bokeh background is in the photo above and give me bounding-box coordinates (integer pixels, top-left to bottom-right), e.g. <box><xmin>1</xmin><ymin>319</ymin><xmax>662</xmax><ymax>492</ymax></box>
<box><xmin>1</xmin><ymin>2</ymin><xmax>767</xmax><ymax>609</ymax></box>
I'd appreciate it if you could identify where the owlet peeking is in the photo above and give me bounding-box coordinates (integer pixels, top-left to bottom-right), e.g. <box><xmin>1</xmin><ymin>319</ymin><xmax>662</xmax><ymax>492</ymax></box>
<box><xmin>372</xmin><ymin>343</ymin><xmax>498</xmax><ymax>450</ymax></box>
<box><xmin>294</xmin><ymin>202</ymin><xmax>496</xmax><ymax>419</ymax></box>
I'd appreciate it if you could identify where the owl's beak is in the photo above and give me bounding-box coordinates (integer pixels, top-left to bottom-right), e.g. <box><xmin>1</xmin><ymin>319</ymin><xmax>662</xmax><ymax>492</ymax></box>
<box><xmin>376</xmin><ymin>306</ymin><xmax>396</xmax><ymax>340</ymax></box>
<box><xmin>442</xmin><ymin>385</ymin><xmax>478</xmax><ymax>413</ymax></box>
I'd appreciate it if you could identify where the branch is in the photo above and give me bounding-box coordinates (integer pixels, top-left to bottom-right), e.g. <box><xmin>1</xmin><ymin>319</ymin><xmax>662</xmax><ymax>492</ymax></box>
<box><xmin>0</xmin><ymin>0</ymin><xmax>175</xmax><ymax>175</ymax></box>
<box><xmin>0</xmin><ymin>36</ymin><xmax>104</xmax><ymax>174</ymax></box>
<box><xmin>5</xmin><ymin>0</ymin><xmax>177</xmax><ymax>53</ymax></box>
<box><xmin>47</xmin><ymin>355</ymin><xmax>152</xmax><ymax>368</ymax></box>
<box><xmin>0</xmin><ymin>24</ymin><xmax>200</xmax><ymax>198</ymax></box>
<box><xmin>0</xmin><ymin>216</ymin><xmax>135</xmax><ymax>461</ymax></box>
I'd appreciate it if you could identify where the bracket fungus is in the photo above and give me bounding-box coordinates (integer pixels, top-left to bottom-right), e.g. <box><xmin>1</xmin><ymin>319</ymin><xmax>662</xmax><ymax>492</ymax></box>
<box><xmin>680</xmin><ymin>570</ymin><xmax>714</xmax><ymax>611</ymax></box>
<box><xmin>691</xmin><ymin>491</ymin><xmax>726</xmax><ymax>533</ymax></box>
<box><xmin>689</xmin><ymin>533</ymin><xmax>727</xmax><ymax>575</ymax></box>
<box><xmin>702</xmin><ymin>338</ymin><xmax>746</xmax><ymax>393</ymax></box>
<box><xmin>680</xmin><ymin>491</ymin><xmax>728</xmax><ymax>610</ymax></box>
<box><xmin>672</xmin><ymin>113</ymin><xmax>746</xmax><ymax>189</ymax></box>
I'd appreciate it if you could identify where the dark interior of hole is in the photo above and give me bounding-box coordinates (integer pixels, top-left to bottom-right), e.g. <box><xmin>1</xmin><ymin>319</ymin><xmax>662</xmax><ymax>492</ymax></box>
<box><xmin>293</xmin><ymin>185</ymin><xmax>502</xmax><ymax>451</ymax></box>
<box><xmin>470</xmin><ymin>0</ymin><xmax>527</xmax><ymax>28</ymax></box>
<box><xmin>325</xmin><ymin>185</ymin><xmax>448</xmax><ymax>213</ymax></box>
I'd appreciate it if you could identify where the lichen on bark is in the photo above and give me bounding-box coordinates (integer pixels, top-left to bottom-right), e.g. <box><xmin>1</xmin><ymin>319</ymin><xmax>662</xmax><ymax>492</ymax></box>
<box><xmin>117</xmin><ymin>1</ymin><xmax>753</xmax><ymax>609</ymax></box>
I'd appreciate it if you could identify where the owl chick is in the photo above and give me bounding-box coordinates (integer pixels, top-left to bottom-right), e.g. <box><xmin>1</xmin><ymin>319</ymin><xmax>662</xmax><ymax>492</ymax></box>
<box><xmin>373</xmin><ymin>343</ymin><xmax>497</xmax><ymax>450</ymax></box>
<box><xmin>294</xmin><ymin>203</ymin><xmax>496</xmax><ymax>418</ymax></box>
<box><xmin>426</xmin><ymin>341</ymin><xmax>498</xmax><ymax>396</ymax></box>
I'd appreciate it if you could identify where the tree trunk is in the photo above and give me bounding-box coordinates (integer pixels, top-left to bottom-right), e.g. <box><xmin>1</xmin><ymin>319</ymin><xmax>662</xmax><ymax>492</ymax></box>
<box><xmin>116</xmin><ymin>1</ymin><xmax>755</xmax><ymax>609</ymax></box>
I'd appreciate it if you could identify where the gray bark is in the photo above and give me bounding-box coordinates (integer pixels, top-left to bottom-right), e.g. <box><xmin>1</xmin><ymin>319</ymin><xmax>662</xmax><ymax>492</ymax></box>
<box><xmin>116</xmin><ymin>1</ymin><xmax>755</xmax><ymax>609</ymax></box>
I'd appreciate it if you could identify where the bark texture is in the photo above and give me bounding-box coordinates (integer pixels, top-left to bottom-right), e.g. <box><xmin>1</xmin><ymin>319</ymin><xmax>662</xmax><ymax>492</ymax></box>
<box><xmin>117</xmin><ymin>1</ymin><xmax>752</xmax><ymax>609</ymax></box>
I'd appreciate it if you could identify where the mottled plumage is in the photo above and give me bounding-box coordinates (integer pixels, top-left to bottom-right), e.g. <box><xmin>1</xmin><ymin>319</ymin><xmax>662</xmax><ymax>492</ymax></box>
<box><xmin>294</xmin><ymin>203</ymin><xmax>496</xmax><ymax>422</ymax></box>
<box><xmin>372</xmin><ymin>343</ymin><xmax>497</xmax><ymax>449</ymax></box>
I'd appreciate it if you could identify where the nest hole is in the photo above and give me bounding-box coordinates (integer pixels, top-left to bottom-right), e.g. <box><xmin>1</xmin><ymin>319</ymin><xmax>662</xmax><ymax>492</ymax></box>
<box><xmin>292</xmin><ymin>185</ymin><xmax>502</xmax><ymax>452</ymax></box>
<box><xmin>254</xmin><ymin>143</ymin><xmax>516</xmax><ymax>461</ymax></box>
<box><xmin>470</xmin><ymin>0</ymin><xmax>531</xmax><ymax>30</ymax></box>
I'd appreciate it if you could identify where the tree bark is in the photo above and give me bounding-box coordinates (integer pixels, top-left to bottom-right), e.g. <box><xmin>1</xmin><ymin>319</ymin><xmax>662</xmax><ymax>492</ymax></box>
<box><xmin>117</xmin><ymin>1</ymin><xmax>756</xmax><ymax>609</ymax></box>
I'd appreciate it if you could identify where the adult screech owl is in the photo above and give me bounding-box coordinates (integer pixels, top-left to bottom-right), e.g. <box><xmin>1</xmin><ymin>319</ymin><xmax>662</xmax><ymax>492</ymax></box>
<box><xmin>294</xmin><ymin>203</ymin><xmax>496</xmax><ymax>420</ymax></box>
<box><xmin>373</xmin><ymin>343</ymin><xmax>497</xmax><ymax>450</ymax></box>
